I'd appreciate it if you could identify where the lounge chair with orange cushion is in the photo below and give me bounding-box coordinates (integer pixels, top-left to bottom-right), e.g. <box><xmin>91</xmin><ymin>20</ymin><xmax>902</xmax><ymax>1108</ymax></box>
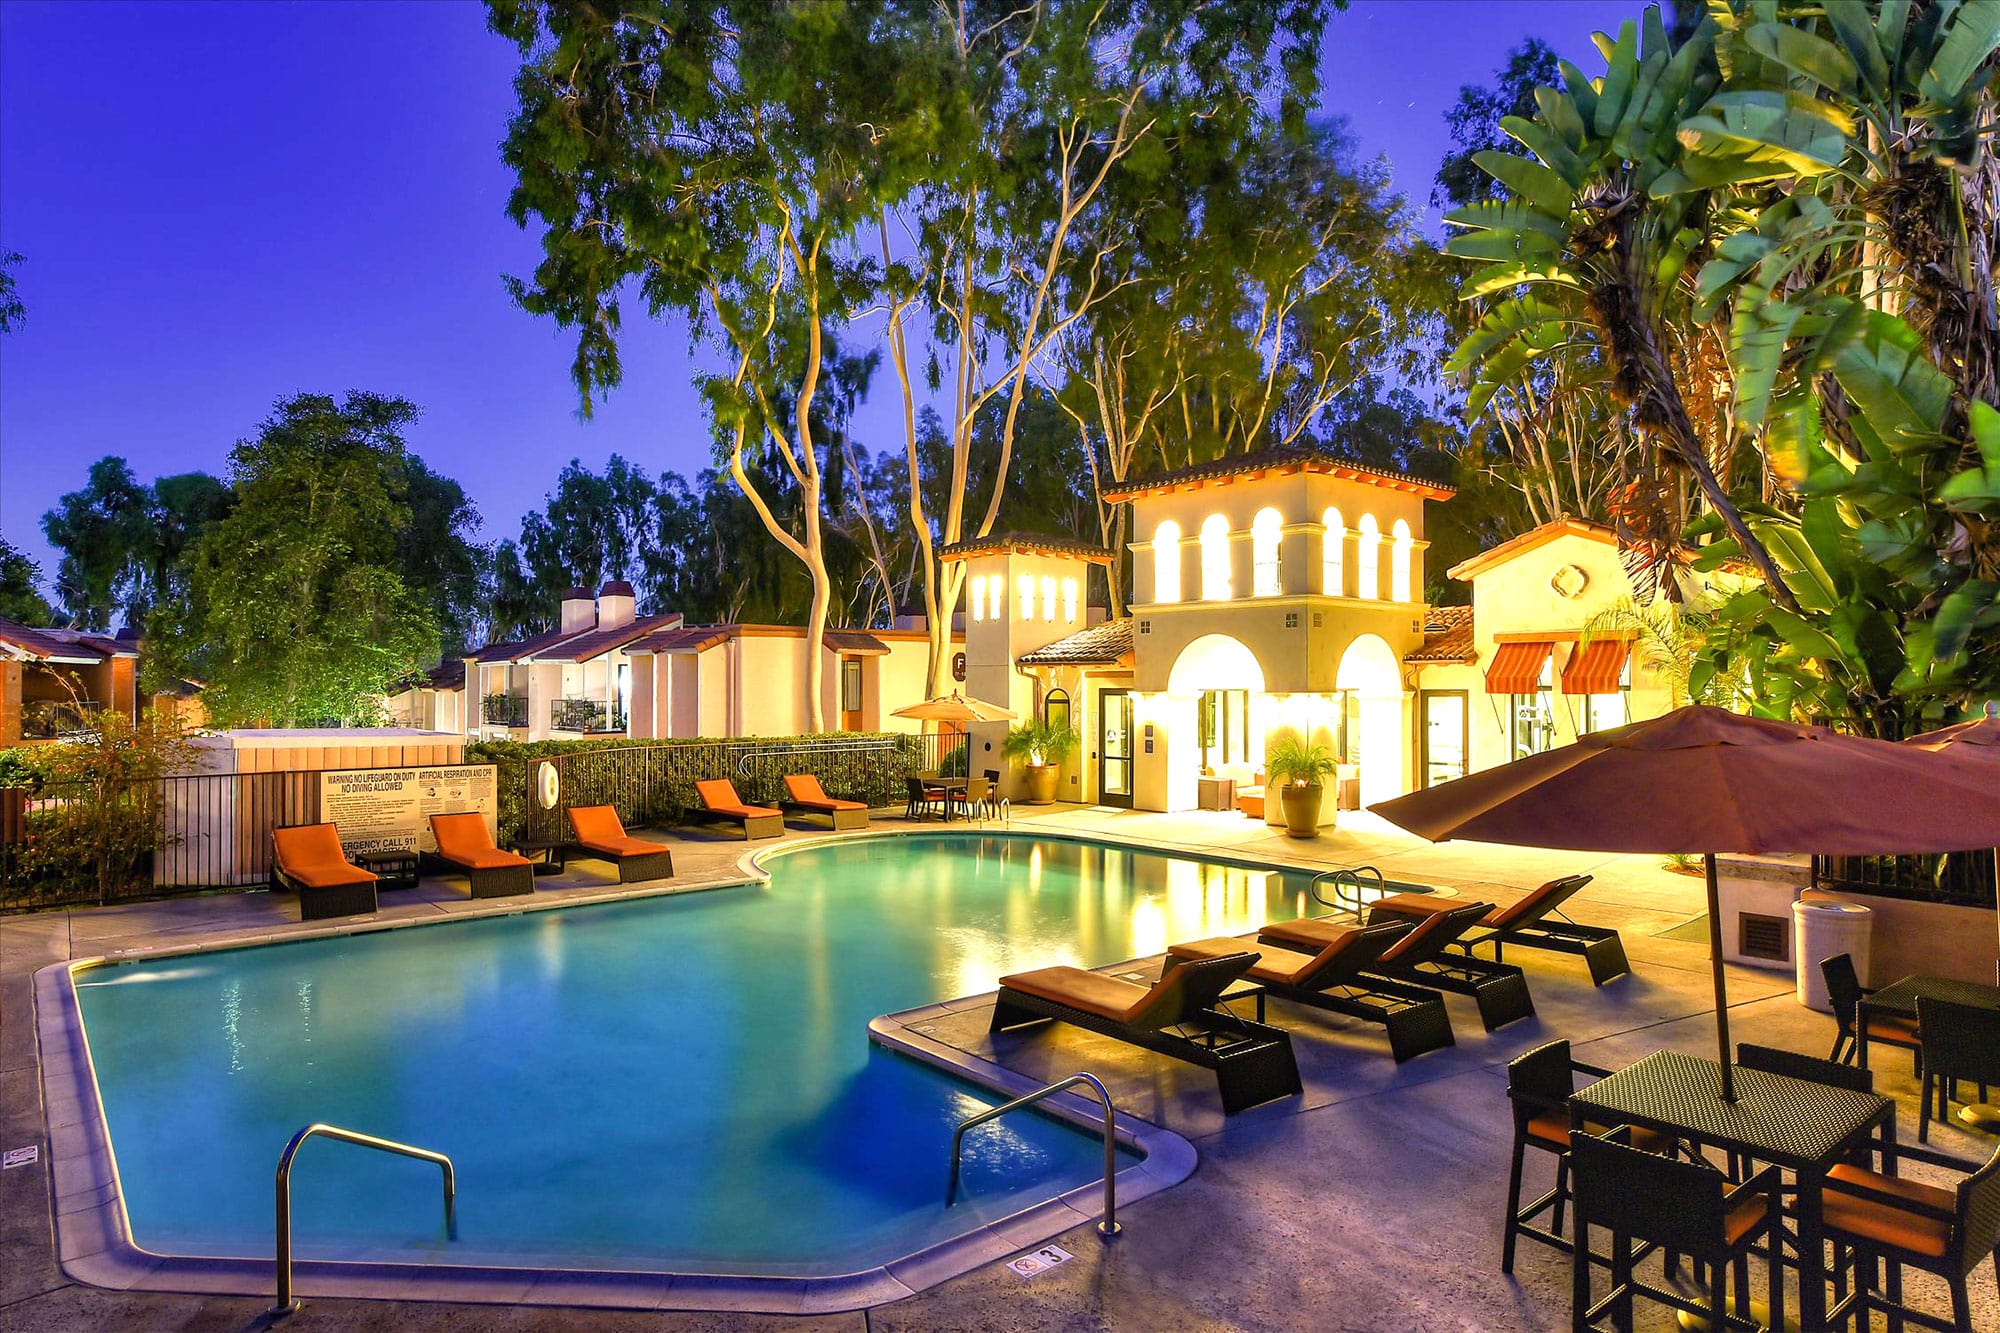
<box><xmin>779</xmin><ymin>773</ymin><xmax>870</xmax><ymax>831</ymax></box>
<box><xmin>271</xmin><ymin>823</ymin><xmax>378</xmax><ymax>920</ymax></box>
<box><xmin>565</xmin><ymin>805</ymin><xmax>675</xmax><ymax>883</ymax></box>
<box><xmin>1165</xmin><ymin>920</ymin><xmax>1454</xmax><ymax>1063</ymax></box>
<box><xmin>990</xmin><ymin>951</ymin><xmax>1301</xmax><ymax>1115</ymax></box>
<box><xmin>1263</xmin><ymin>899</ymin><xmax>1535</xmax><ymax>1032</ymax></box>
<box><xmin>693</xmin><ymin>778</ymin><xmax>783</xmax><ymax>840</ymax></box>
<box><xmin>427</xmin><ymin>812</ymin><xmax>534</xmax><ymax>898</ymax></box>
<box><xmin>1368</xmin><ymin>873</ymin><xmax>1629</xmax><ymax>985</ymax></box>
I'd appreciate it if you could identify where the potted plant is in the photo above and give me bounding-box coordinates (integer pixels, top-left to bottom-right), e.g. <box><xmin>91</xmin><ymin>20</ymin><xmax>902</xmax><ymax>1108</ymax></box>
<box><xmin>1265</xmin><ymin>736</ymin><xmax>1337</xmax><ymax>838</ymax></box>
<box><xmin>1002</xmin><ymin>719</ymin><xmax>1080</xmax><ymax>805</ymax></box>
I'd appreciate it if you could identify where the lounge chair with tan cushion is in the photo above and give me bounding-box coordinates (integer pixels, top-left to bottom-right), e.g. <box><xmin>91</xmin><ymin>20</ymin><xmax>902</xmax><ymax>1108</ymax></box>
<box><xmin>565</xmin><ymin>805</ymin><xmax>675</xmax><ymax>883</ymax></box>
<box><xmin>693</xmin><ymin>778</ymin><xmax>784</xmax><ymax>840</ymax></box>
<box><xmin>990</xmin><ymin>951</ymin><xmax>1301</xmax><ymax>1115</ymax></box>
<box><xmin>1369</xmin><ymin>874</ymin><xmax>1627</xmax><ymax>985</ymax></box>
<box><xmin>271</xmin><ymin>823</ymin><xmax>378</xmax><ymax>921</ymax></box>
<box><xmin>1263</xmin><ymin>899</ymin><xmax>1536</xmax><ymax>1032</ymax></box>
<box><xmin>1166</xmin><ymin>920</ymin><xmax>1454</xmax><ymax>1062</ymax></box>
<box><xmin>779</xmin><ymin>773</ymin><xmax>870</xmax><ymax>831</ymax></box>
<box><xmin>428</xmin><ymin>812</ymin><xmax>534</xmax><ymax>898</ymax></box>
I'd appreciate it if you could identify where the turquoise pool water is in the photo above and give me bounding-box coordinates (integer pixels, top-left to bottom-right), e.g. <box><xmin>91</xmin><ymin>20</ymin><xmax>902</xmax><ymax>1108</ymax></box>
<box><xmin>73</xmin><ymin>833</ymin><xmax>1318</xmax><ymax>1274</ymax></box>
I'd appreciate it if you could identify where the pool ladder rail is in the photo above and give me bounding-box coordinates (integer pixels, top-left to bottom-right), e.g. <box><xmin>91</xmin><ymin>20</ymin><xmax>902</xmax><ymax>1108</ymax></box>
<box><xmin>945</xmin><ymin>1072</ymin><xmax>1120</xmax><ymax>1238</ymax></box>
<box><xmin>270</xmin><ymin>1123</ymin><xmax>458</xmax><ymax>1317</ymax></box>
<box><xmin>1307</xmin><ymin>864</ymin><xmax>1387</xmax><ymax>920</ymax></box>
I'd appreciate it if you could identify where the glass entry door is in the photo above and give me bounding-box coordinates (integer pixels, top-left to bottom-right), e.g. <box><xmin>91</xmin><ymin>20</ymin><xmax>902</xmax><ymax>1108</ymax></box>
<box><xmin>1098</xmin><ymin>689</ymin><xmax>1134</xmax><ymax>808</ymax></box>
<box><xmin>1421</xmin><ymin>691</ymin><xmax>1468</xmax><ymax>788</ymax></box>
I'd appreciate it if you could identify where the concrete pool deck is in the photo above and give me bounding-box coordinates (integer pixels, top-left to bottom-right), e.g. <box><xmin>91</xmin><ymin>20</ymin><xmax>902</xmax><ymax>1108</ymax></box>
<box><xmin>3</xmin><ymin>805</ymin><xmax>1996</xmax><ymax>1330</ymax></box>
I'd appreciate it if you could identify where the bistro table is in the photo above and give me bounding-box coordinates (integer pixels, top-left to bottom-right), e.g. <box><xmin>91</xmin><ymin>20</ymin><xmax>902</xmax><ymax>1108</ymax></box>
<box><xmin>1570</xmin><ymin>1048</ymin><xmax>1896</xmax><ymax>1331</ymax></box>
<box><xmin>1860</xmin><ymin>974</ymin><xmax>2000</xmax><ymax>1064</ymax></box>
<box><xmin>918</xmin><ymin>774</ymin><xmax>969</xmax><ymax>822</ymax></box>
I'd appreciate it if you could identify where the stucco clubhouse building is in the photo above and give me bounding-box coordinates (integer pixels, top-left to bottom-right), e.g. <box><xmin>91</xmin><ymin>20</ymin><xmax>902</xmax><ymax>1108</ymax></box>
<box><xmin>398</xmin><ymin>447</ymin><xmax>1688</xmax><ymax>818</ymax></box>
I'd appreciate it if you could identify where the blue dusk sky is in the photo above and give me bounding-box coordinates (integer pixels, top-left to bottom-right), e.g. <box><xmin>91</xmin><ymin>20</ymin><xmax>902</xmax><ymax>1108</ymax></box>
<box><xmin>0</xmin><ymin>0</ymin><xmax>1635</xmax><ymax>589</ymax></box>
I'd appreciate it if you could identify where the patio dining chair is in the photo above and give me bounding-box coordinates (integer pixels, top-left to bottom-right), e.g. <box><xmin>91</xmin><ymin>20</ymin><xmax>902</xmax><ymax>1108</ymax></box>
<box><xmin>954</xmin><ymin>775</ymin><xmax>996</xmax><ymax>821</ymax></box>
<box><xmin>1820</xmin><ymin>1138</ymin><xmax>2000</xmax><ymax>1333</ymax></box>
<box><xmin>1501</xmin><ymin>1040</ymin><xmax>1677</xmax><ymax>1275</ymax></box>
<box><xmin>904</xmin><ymin>776</ymin><xmax>945</xmax><ymax>822</ymax></box>
<box><xmin>1916</xmin><ymin>996</ymin><xmax>2000</xmax><ymax>1145</ymax></box>
<box><xmin>1570</xmin><ymin>1126</ymin><xmax>1781</xmax><ymax>1333</ymax></box>
<box><xmin>1824</xmin><ymin>952</ymin><xmax>1921</xmax><ymax>1071</ymax></box>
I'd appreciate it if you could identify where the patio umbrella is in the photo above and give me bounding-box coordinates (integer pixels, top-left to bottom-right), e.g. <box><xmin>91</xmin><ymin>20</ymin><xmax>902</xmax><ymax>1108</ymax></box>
<box><xmin>890</xmin><ymin>692</ymin><xmax>1016</xmax><ymax>725</ymax></box>
<box><xmin>1904</xmin><ymin>702</ymin><xmax>2000</xmax><ymax>967</ymax></box>
<box><xmin>1370</xmin><ymin>705</ymin><xmax>2000</xmax><ymax>1100</ymax></box>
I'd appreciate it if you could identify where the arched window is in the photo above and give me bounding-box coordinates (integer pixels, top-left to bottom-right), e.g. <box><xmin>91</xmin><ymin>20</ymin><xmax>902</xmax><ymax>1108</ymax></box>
<box><xmin>1151</xmin><ymin>521</ymin><xmax>1182</xmax><ymax>603</ymax></box>
<box><xmin>970</xmin><ymin>578</ymin><xmax>985</xmax><ymax>622</ymax></box>
<box><xmin>1017</xmin><ymin>574</ymin><xmax>1035</xmax><ymax>620</ymax></box>
<box><xmin>1322</xmin><ymin>507</ymin><xmax>1344</xmax><ymax>597</ymax></box>
<box><xmin>1391</xmin><ymin>519</ymin><xmax>1415</xmax><ymax>603</ymax></box>
<box><xmin>1356</xmin><ymin>514</ymin><xmax>1380</xmax><ymax>600</ymax></box>
<box><xmin>1200</xmin><ymin>514</ymin><xmax>1232</xmax><ymax>601</ymax></box>
<box><xmin>1061</xmin><ymin>577</ymin><xmax>1078</xmax><ymax>622</ymax></box>
<box><xmin>1251</xmin><ymin>508</ymin><xmax>1283</xmax><ymax>596</ymax></box>
<box><xmin>1040</xmin><ymin>575</ymin><xmax>1056</xmax><ymax>623</ymax></box>
<box><xmin>1043</xmin><ymin>687</ymin><xmax>1071</xmax><ymax>734</ymax></box>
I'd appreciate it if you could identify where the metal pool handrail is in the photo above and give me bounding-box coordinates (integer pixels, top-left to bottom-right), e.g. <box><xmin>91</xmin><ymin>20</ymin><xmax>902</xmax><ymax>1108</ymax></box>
<box><xmin>946</xmin><ymin>1073</ymin><xmax>1121</xmax><ymax>1238</ymax></box>
<box><xmin>270</xmin><ymin>1123</ymin><xmax>458</xmax><ymax>1316</ymax></box>
<box><xmin>1309</xmin><ymin>864</ymin><xmax>1386</xmax><ymax>917</ymax></box>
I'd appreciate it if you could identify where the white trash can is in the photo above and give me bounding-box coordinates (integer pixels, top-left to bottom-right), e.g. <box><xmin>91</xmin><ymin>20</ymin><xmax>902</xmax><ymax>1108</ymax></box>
<box><xmin>1793</xmin><ymin>896</ymin><xmax>1873</xmax><ymax>1012</ymax></box>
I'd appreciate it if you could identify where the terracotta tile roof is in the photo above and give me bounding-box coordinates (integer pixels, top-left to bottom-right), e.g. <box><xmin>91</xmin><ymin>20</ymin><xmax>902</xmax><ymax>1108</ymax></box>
<box><xmin>1404</xmin><ymin>605</ymin><xmax>1476</xmax><ymax>664</ymax></box>
<box><xmin>525</xmin><ymin>613</ymin><xmax>681</xmax><ymax>663</ymax></box>
<box><xmin>626</xmin><ymin>625</ymin><xmax>737</xmax><ymax>655</ymax></box>
<box><xmin>1101</xmin><ymin>446</ymin><xmax>1455</xmax><ymax>502</ymax></box>
<box><xmin>626</xmin><ymin>624</ymin><xmax>896</xmax><ymax>656</ymax></box>
<box><xmin>468</xmin><ymin>627</ymin><xmax>570</xmax><ymax>664</ymax></box>
<box><xmin>823</xmin><ymin>629</ymin><xmax>889</xmax><ymax>655</ymax></box>
<box><xmin>1445</xmin><ymin>518</ymin><xmax>1619</xmax><ymax>582</ymax></box>
<box><xmin>1017</xmin><ymin>618</ymin><xmax>1135</xmax><ymax>668</ymax></box>
<box><xmin>938</xmin><ymin>531</ymin><xmax>1114</xmax><ymax>565</ymax></box>
<box><xmin>0</xmin><ymin>618</ymin><xmax>133</xmax><ymax>663</ymax></box>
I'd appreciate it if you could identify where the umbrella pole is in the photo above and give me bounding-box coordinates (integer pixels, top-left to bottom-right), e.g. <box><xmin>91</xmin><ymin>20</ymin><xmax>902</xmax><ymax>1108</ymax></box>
<box><xmin>1705</xmin><ymin>852</ymin><xmax>1737</xmax><ymax>1102</ymax></box>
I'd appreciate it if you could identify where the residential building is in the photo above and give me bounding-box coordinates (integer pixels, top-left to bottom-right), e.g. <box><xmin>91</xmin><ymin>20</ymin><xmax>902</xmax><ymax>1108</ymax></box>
<box><xmin>466</xmin><ymin>582</ymin><xmax>680</xmax><ymax>741</ymax></box>
<box><xmin>0</xmin><ymin>619</ymin><xmax>141</xmax><ymax>744</ymax></box>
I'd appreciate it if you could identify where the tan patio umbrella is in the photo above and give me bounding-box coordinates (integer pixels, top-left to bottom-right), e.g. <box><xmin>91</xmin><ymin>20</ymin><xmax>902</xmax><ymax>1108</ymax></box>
<box><xmin>1370</xmin><ymin>705</ymin><xmax>2000</xmax><ymax>1101</ymax></box>
<box><xmin>890</xmin><ymin>692</ymin><xmax>1016</xmax><ymax>725</ymax></box>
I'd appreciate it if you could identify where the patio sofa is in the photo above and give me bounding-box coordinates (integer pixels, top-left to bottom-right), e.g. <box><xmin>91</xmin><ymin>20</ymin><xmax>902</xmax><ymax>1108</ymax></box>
<box><xmin>271</xmin><ymin>823</ymin><xmax>378</xmax><ymax>921</ymax></box>
<box><xmin>1166</xmin><ymin>920</ymin><xmax>1455</xmax><ymax>1063</ymax></box>
<box><xmin>427</xmin><ymin>812</ymin><xmax>535</xmax><ymax>898</ymax></box>
<box><xmin>780</xmin><ymin>773</ymin><xmax>870</xmax><ymax>831</ymax></box>
<box><xmin>693</xmin><ymin>778</ymin><xmax>784</xmax><ymax>840</ymax></box>
<box><xmin>565</xmin><ymin>805</ymin><xmax>675</xmax><ymax>883</ymax></box>
<box><xmin>990</xmin><ymin>951</ymin><xmax>1302</xmax><ymax>1114</ymax></box>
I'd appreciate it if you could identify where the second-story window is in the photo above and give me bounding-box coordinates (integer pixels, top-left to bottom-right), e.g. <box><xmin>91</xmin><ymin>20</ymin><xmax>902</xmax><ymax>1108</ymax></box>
<box><xmin>1252</xmin><ymin>508</ymin><xmax>1283</xmax><ymax>596</ymax></box>
<box><xmin>1040</xmin><ymin>575</ymin><xmax>1056</xmax><ymax>623</ymax></box>
<box><xmin>1356</xmin><ymin>513</ymin><xmax>1380</xmax><ymax>600</ymax></box>
<box><xmin>1152</xmin><ymin>520</ymin><xmax>1181</xmax><ymax>603</ymax></box>
<box><xmin>987</xmin><ymin>574</ymin><xmax>1004</xmax><ymax>619</ymax></box>
<box><xmin>1062</xmin><ymin>577</ymin><xmax>1078</xmax><ymax>622</ymax></box>
<box><xmin>1322</xmin><ymin>507</ymin><xmax>1344</xmax><ymax>597</ymax></box>
<box><xmin>1200</xmin><ymin>514</ymin><xmax>1231</xmax><ymax>601</ymax></box>
<box><xmin>970</xmin><ymin>578</ymin><xmax>985</xmax><ymax>622</ymax></box>
<box><xmin>1018</xmin><ymin>574</ymin><xmax>1035</xmax><ymax>620</ymax></box>
<box><xmin>1391</xmin><ymin>519</ymin><xmax>1414</xmax><ymax>603</ymax></box>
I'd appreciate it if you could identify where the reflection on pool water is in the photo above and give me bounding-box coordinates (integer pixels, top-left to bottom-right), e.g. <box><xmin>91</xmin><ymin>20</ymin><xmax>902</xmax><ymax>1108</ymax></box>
<box><xmin>74</xmin><ymin>833</ymin><xmax>1319</xmax><ymax>1274</ymax></box>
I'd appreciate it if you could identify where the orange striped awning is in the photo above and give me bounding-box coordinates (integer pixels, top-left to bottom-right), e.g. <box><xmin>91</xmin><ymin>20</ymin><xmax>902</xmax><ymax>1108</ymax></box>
<box><xmin>1484</xmin><ymin>640</ymin><xmax>1553</xmax><ymax>695</ymax></box>
<box><xmin>1562</xmin><ymin>638</ymin><xmax>1632</xmax><ymax>695</ymax></box>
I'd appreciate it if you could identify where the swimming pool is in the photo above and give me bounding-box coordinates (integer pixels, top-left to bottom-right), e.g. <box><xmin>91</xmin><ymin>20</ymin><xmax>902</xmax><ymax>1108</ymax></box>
<box><xmin>66</xmin><ymin>833</ymin><xmax>1321</xmax><ymax>1280</ymax></box>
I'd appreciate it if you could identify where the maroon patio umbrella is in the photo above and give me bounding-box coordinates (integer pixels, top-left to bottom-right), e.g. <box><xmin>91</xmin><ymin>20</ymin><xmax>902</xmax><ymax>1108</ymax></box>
<box><xmin>1905</xmin><ymin>702</ymin><xmax>2000</xmax><ymax>969</ymax></box>
<box><xmin>1370</xmin><ymin>705</ymin><xmax>2000</xmax><ymax>1100</ymax></box>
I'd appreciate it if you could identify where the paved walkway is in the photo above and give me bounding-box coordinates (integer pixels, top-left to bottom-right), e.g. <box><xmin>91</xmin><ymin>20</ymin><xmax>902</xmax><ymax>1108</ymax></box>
<box><xmin>2</xmin><ymin>805</ymin><xmax>1993</xmax><ymax>1330</ymax></box>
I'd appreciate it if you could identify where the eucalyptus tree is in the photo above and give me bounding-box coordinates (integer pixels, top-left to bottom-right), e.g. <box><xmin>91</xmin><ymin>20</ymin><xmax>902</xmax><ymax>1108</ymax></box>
<box><xmin>41</xmin><ymin>459</ymin><xmax>232</xmax><ymax>632</ymax></box>
<box><xmin>0</xmin><ymin>537</ymin><xmax>53</xmax><ymax>626</ymax></box>
<box><xmin>492</xmin><ymin>0</ymin><xmax>938</xmax><ymax>729</ymax></box>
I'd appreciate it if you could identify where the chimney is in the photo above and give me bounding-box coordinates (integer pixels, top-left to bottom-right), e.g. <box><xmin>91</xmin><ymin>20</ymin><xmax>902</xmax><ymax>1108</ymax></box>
<box><xmin>559</xmin><ymin>585</ymin><xmax>596</xmax><ymax>636</ymax></box>
<box><xmin>597</xmin><ymin>580</ymin><xmax>636</xmax><ymax>631</ymax></box>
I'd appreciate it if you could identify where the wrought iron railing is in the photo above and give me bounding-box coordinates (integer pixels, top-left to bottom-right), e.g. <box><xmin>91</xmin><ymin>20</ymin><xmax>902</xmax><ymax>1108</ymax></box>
<box><xmin>1812</xmin><ymin>851</ymin><xmax>1997</xmax><ymax>910</ymax></box>
<box><xmin>550</xmin><ymin>698</ymin><xmax>626</xmax><ymax>734</ymax></box>
<box><xmin>480</xmin><ymin>693</ymin><xmax>528</xmax><ymax>728</ymax></box>
<box><xmin>21</xmin><ymin>699</ymin><xmax>101</xmax><ymax>740</ymax></box>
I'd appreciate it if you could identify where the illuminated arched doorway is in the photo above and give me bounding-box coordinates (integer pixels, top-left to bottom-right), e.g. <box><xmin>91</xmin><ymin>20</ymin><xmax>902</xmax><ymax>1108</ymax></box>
<box><xmin>1336</xmin><ymin>633</ymin><xmax>1404</xmax><ymax>809</ymax></box>
<box><xmin>1163</xmin><ymin>633</ymin><xmax>1268</xmax><ymax>811</ymax></box>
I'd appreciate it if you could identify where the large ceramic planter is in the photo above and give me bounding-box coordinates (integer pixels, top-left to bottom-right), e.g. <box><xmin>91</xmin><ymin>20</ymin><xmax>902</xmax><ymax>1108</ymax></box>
<box><xmin>1022</xmin><ymin>763</ymin><xmax>1060</xmax><ymax>805</ymax></box>
<box><xmin>1279</xmin><ymin>782</ymin><xmax>1324</xmax><ymax>838</ymax></box>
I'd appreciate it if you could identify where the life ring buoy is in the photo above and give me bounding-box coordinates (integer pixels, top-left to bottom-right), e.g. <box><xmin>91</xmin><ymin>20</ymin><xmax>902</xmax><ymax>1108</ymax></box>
<box><xmin>534</xmin><ymin>761</ymin><xmax>561</xmax><ymax>810</ymax></box>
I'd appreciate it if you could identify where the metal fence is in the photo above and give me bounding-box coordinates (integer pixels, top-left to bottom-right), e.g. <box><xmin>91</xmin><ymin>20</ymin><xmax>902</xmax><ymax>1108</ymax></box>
<box><xmin>513</xmin><ymin>731</ymin><xmax>973</xmax><ymax>844</ymax></box>
<box><xmin>1813</xmin><ymin>850</ymin><xmax>1998</xmax><ymax>910</ymax></box>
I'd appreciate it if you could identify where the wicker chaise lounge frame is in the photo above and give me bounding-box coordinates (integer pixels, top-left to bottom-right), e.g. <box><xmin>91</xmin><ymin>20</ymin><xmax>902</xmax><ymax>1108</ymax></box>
<box><xmin>779</xmin><ymin>774</ymin><xmax>870</xmax><ymax>831</ymax></box>
<box><xmin>693</xmin><ymin>779</ymin><xmax>784</xmax><ymax>840</ymax></box>
<box><xmin>270</xmin><ymin>824</ymin><xmax>378</xmax><ymax>921</ymax></box>
<box><xmin>565</xmin><ymin>806</ymin><xmax>676</xmax><ymax>884</ymax></box>
<box><xmin>427</xmin><ymin>813</ymin><xmax>534</xmax><ymax>899</ymax></box>
<box><xmin>989</xmin><ymin>952</ymin><xmax>1302</xmax><ymax>1115</ymax></box>
<box><xmin>1376</xmin><ymin>874</ymin><xmax>1629</xmax><ymax>986</ymax></box>
<box><xmin>1172</xmin><ymin>922</ymin><xmax>1455</xmax><ymax>1063</ymax></box>
<box><xmin>1264</xmin><ymin>901</ymin><xmax>1537</xmax><ymax>1032</ymax></box>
